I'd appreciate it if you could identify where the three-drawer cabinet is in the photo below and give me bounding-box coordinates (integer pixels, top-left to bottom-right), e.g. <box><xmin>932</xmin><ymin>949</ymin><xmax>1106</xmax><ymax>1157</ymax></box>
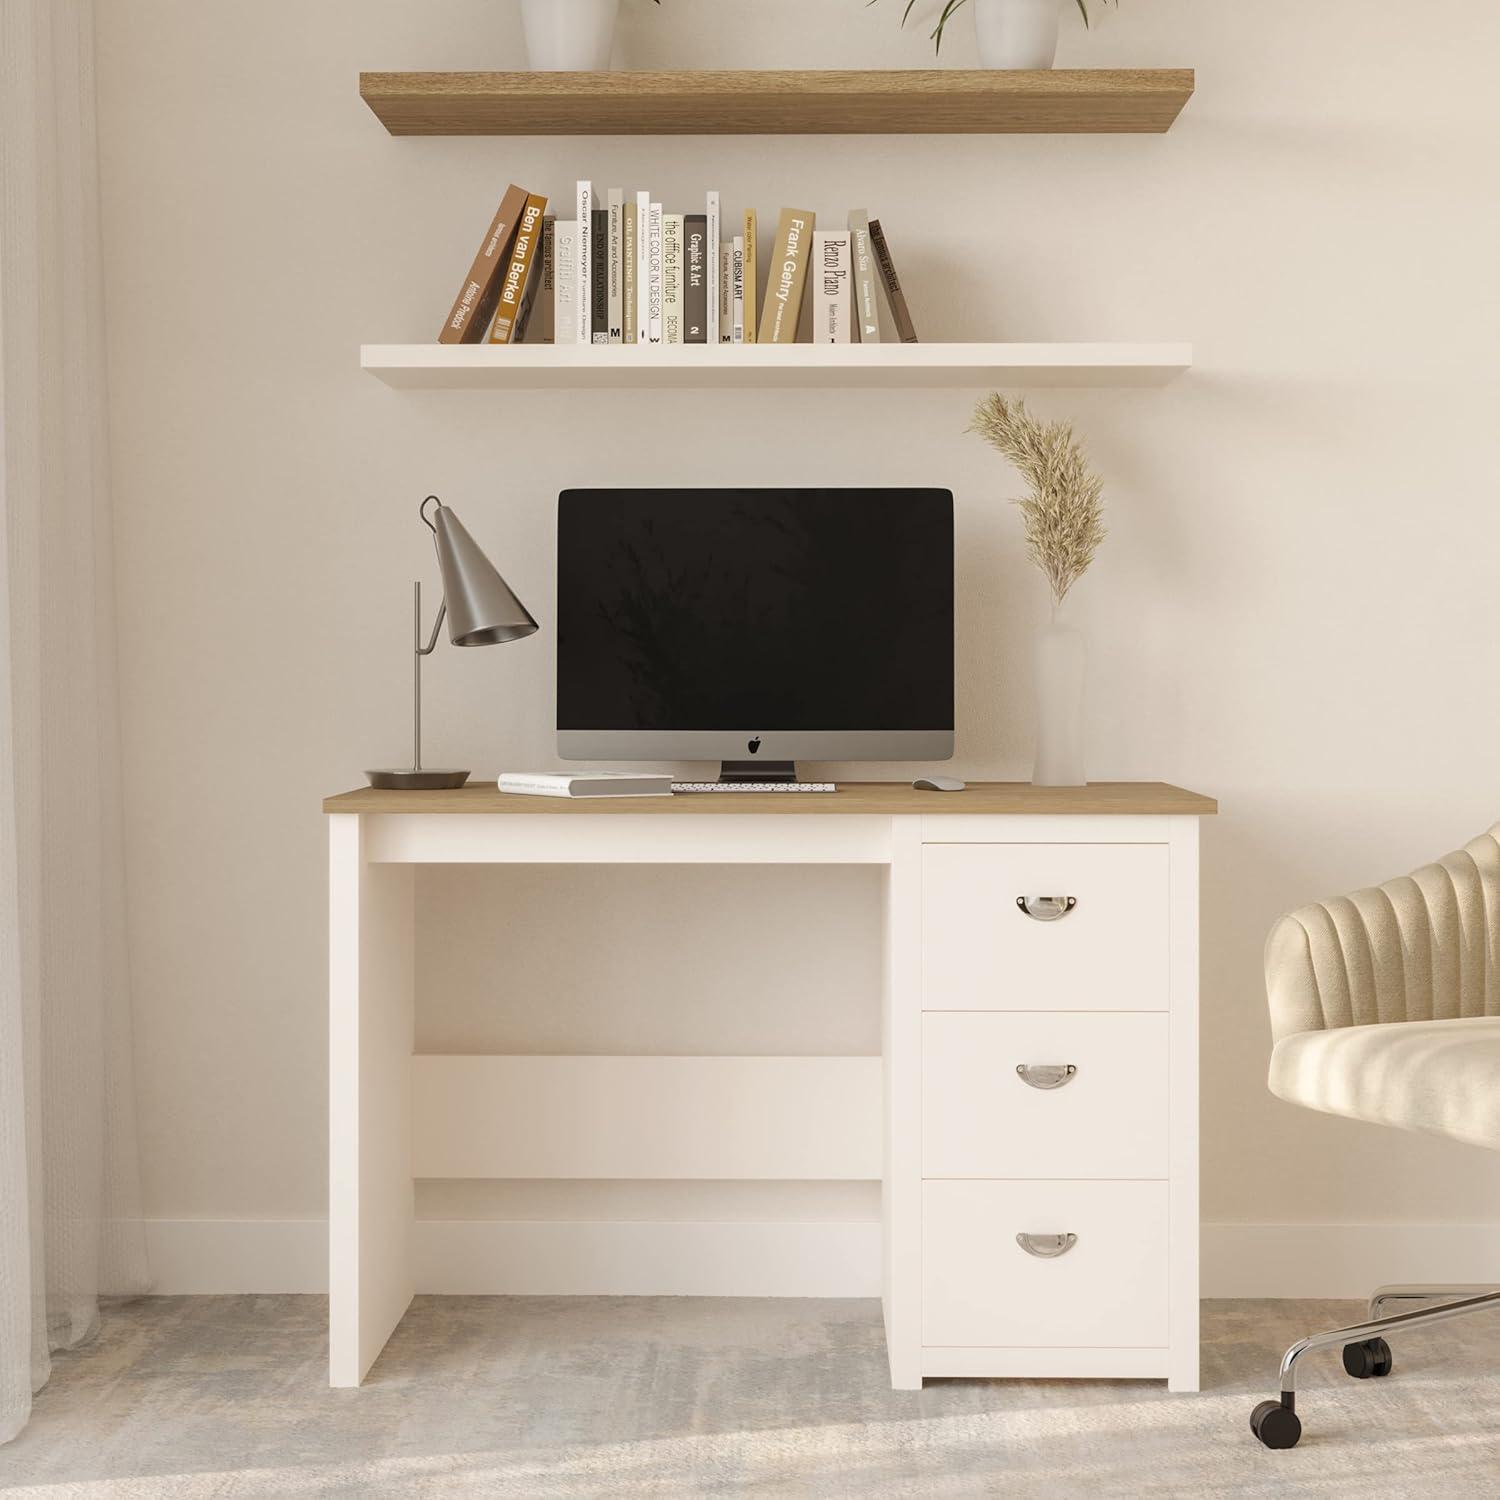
<box><xmin>883</xmin><ymin>816</ymin><xmax>1200</xmax><ymax>1390</ymax></box>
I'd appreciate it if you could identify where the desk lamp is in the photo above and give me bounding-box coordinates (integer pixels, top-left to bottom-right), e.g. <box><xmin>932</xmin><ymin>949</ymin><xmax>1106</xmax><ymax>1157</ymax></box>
<box><xmin>366</xmin><ymin>495</ymin><xmax>537</xmax><ymax>790</ymax></box>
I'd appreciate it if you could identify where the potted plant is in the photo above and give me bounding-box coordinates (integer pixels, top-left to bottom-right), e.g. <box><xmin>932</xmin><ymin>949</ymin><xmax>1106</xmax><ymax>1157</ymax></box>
<box><xmin>971</xmin><ymin>394</ymin><xmax>1106</xmax><ymax>787</ymax></box>
<box><xmin>875</xmin><ymin>0</ymin><xmax>1117</xmax><ymax>70</ymax></box>
<box><xmin>522</xmin><ymin>0</ymin><xmax>659</xmax><ymax>72</ymax></box>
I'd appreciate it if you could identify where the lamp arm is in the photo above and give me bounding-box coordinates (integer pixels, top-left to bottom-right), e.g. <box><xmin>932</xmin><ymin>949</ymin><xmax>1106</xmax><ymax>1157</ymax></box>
<box><xmin>411</xmin><ymin>581</ymin><xmax>447</xmax><ymax>773</ymax></box>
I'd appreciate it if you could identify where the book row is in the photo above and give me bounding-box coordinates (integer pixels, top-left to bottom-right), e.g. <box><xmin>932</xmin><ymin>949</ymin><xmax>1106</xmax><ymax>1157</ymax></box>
<box><xmin>439</xmin><ymin>181</ymin><xmax>920</xmax><ymax>350</ymax></box>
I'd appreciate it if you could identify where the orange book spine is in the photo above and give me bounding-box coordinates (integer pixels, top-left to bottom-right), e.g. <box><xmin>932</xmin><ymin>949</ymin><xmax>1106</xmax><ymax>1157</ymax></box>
<box><xmin>438</xmin><ymin>183</ymin><xmax>531</xmax><ymax>345</ymax></box>
<box><xmin>488</xmin><ymin>193</ymin><xmax>549</xmax><ymax>344</ymax></box>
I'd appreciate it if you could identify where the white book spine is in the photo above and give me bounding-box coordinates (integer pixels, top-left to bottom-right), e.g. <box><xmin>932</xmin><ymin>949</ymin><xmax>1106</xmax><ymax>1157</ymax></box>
<box><xmin>662</xmin><ymin>213</ymin><xmax>684</xmax><ymax>345</ymax></box>
<box><xmin>635</xmin><ymin>191</ymin><xmax>651</xmax><ymax>345</ymax></box>
<box><xmin>706</xmin><ymin>191</ymin><xmax>721</xmax><ymax>347</ymax></box>
<box><xmin>575</xmin><ymin>181</ymin><xmax>592</xmax><ymax>345</ymax></box>
<box><xmin>849</xmin><ymin>211</ymin><xmax>881</xmax><ymax>345</ymax></box>
<box><xmin>553</xmin><ymin>220</ymin><xmax>579</xmax><ymax>345</ymax></box>
<box><xmin>647</xmin><ymin>202</ymin><xmax>663</xmax><ymax>345</ymax></box>
<box><xmin>606</xmin><ymin>188</ymin><xmax>623</xmax><ymax>344</ymax></box>
<box><xmin>813</xmin><ymin>229</ymin><xmax>852</xmax><ymax>345</ymax></box>
<box><xmin>731</xmin><ymin>236</ymin><xmax>746</xmax><ymax>344</ymax></box>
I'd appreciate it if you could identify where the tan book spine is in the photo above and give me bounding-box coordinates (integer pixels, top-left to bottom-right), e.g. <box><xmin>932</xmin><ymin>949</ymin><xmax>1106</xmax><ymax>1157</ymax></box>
<box><xmin>488</xmin><ymin>193</ymin><xmax>549</xmax><ymax>344</ymax></box>
<box><xmin>867</xmin><ymin>218</ymin><xmax>919</xmax><ymax>344</ymax></box>
<box><xmin>742</xmin><ymin>209</ymin><xmax>758</xmax><ymax>343</ymax></box>
<box><xmin>757</xmin><ymin>207</ymin><xmax>815</xmax><ymax>346</ymax></box>
<box><xmin>439</xmin><ymin>183</ymin><xmax>531</xmax><ymax>345</ymax></box>
<box><xmin>524</xmin><ymin>216</ymin><xmax>556</xmax><ymax>344</ymax></box>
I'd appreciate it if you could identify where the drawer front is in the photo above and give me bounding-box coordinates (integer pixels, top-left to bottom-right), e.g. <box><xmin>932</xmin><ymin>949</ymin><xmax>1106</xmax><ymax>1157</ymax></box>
<box><xmin>922</xmin><ymin>1180</ymin><xmax>1169</xmax><ymax>1349</ymax></box>
<box><xmin>922</xmin><ymin>1012</ymin><xmax>1169</xmax><ymax>1179</ymax></box>
<box><xmin>922</xmin><ymin>843</ymin><xmax>1169</xmax><ymax>1010</ymax></box>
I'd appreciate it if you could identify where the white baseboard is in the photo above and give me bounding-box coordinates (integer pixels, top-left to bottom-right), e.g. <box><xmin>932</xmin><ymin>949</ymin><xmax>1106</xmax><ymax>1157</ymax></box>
<box><xmin>140</xmin><ymin>1219</ymin><xmax>1500</xmax><ymax>1300</ymax></box>
<box><xmin>416</xmin><ymin>1220</ymin><xmax>881</xmax><ymax>1296</ymax></box>
<box><xmin>1202</xmin><ymin>1223</ymin><xmax>1500</xmax><ymax>1298</ymax></box>
<box><xmin>143</xmin><ymin>1219</ymin><xmax>328</xmax><ymax>1295</ymax></box>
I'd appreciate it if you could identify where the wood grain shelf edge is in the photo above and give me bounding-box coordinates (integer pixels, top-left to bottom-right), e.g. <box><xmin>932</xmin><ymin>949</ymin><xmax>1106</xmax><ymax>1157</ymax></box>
<box><xmin>359</xmin><ymin>69</ymin><xmax>1196</xmax><ymax>137</ymax></box>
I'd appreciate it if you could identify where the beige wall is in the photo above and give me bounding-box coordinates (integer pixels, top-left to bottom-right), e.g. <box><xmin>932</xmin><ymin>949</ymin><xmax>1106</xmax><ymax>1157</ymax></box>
<box><xmin>95</xmin><ymin>1</ymin><xmax>1500</xmax><ymax>1251</ymax></box>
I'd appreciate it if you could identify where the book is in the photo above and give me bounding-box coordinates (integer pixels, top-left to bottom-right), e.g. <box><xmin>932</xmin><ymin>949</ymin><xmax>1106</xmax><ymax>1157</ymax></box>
<box><xmin>731</xmin><ymin>236</ymin><xmax>745</xmax><ymax>343</ymax></box>
<box><xmin>438</xmin><ymin>182</ymin><xmax>531</xmax><ymax>344</ymax></box>
<box><xmin>662</xmin><ymin>213</ymin><xmax>684</xmax><ymax>344</ymax></box>
<box><xmin>849</xmin><ymin>210</ymin><xmax>881</xmax><ymax>345</ymax></box>
<box><xmin>867</xmin><ymin>218</ymin><xmax>919</xmax><ymax>343</ymax></box>
<box><xmin>590</xmin><ymin>206</ymin><xmax>609</xmax><ymax>345</ymax></box>
<box><xmin>487</xmin><ymin>191</ymin><xmax>548</xmax><ymax>344</ymax></box>
<box><xmin>635</xmin><ymin>191</ymin><xmax>652</xmax><ymax>344</ymax></box>
<box><xmin>606</xmin><ymin>188</ymin><xmax>623</xmax><ymax>343</ymax></box>
<box><xmin>554</xmin><ymin>220</ymin><xmax>579</xmax><ymax>344</ymax></box>
<box><xmin>684</xmin><ymin>213</ymin><xmax>707</xmax><ymax>343</ymax></box>
<box><xmin>812</xmin><ymin>228</ymin><xmax>852</xmax><ymax>344</ymax></box>
<box><xmin>523</xmin><ymin>216</ymin><xmax>556</xmax><ymax>344</ymax></box>
<box><xmin>498</xmin><ymin>771</ymin><xmax>674</xmax><ymax>799</ymax></box>
<box><xmin>742</xmin><ymin>209</ymin><xmax>758</xmax><ymax>344</ymax></box>
<box><xmin>575</xmin><ymin>182</ymin><xmax>592</xmax><ymax>344</ymax></box>
<box><xmin>758</xmin><ymin>207</ymin><xmax>815</xmax><ymax>345</ymax></box>
<box><xmin>622</xmin><ymin>199</ymin><xmax>637</xmax><ymax>345</ymax></box>
<box><xmin>720</xmin><ymin>243</ymin><xmax>733</xmax><ymax>343</ymax></box>
<box><xmin>706</xmin><ymin>191</ymin><xmax>721</xmax><ymax>347</ymax></box>
<box><xmin>647</xmin><ymin>202</ymin><xmax>664</xmax><ymax>344</ymax></box>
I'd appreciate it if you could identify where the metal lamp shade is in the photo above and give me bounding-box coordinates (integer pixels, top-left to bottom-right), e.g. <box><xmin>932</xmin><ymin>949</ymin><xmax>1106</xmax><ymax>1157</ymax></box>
<box><xmin>431</xmin><ymin>504</ymin><xmax>538</xmax><ymax>646</ymax></box>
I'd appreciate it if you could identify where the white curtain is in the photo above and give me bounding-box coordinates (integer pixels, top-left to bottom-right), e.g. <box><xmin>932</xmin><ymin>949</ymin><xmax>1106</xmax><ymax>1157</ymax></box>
<box><xmin>1</xmin><ymin>0</ymin><xmax>149</xmax><ymax>1445</ymax></box>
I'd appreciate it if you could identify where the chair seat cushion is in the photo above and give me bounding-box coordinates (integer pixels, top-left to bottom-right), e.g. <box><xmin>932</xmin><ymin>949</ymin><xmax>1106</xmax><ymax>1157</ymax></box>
<box><xmin>1269</xmin><ymin>1016</ymin><xmax>1500</xmax><ymax>1150</ymax></box>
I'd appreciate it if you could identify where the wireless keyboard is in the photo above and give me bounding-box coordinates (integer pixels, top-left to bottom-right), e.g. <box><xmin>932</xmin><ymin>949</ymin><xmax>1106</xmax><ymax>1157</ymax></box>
<box><xmin>672</xmin><ymin>782</ymin><xmax>837</xmax><ymax>794</ymax></box>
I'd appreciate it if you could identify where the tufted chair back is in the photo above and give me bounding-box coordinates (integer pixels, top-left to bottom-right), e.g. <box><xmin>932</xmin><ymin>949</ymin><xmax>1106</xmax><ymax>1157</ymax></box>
<box><xmin>1264</xmin><ymin>824</ymin><xmax>1500</xmax><ymax>1044</ymax></box>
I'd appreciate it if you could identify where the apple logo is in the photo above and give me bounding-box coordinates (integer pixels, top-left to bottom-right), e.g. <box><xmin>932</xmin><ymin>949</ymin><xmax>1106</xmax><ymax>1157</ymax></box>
<box><xmin>747</xmin><ymin>737</ymin><xmax>762</xmax><ymax>755</ymax></box>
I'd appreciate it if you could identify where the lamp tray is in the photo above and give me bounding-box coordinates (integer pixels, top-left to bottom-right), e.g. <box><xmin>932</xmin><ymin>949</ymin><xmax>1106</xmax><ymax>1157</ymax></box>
<box><xmin>365</xmin><ymin>768</ymin><xmax>471</xmax><ymax>790</ymax></box>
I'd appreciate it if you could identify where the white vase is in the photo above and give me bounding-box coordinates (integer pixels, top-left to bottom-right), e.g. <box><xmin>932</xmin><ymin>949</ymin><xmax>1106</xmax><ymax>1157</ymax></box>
<box><xmin>1032</xmin><ymin>614</ymin><xmax>1086</xmax><ymax>787</ymax></box>
<box><xmin>973</xmin><ymin>0</ymin><xmax>1060</xmax><ymax>70</ymax></box>
<box><xmin>521</xmin><ymin>0</ymin><xmax>619</xmax><ymax>71</ymax></box>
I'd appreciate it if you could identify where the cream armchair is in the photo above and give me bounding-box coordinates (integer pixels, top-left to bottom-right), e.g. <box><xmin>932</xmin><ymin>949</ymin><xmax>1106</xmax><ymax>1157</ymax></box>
<box><xmin>1249</xmin><ymin>824</ymin><xmax>1500</xmax><ymax>1449</ymax></box>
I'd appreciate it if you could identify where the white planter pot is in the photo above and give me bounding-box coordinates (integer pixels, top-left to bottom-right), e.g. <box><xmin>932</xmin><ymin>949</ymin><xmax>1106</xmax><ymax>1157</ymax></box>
<box><xmin>973</xmin><ymin>0</ymin><xmax>1060</xmax><ymax>70</ymax></box>
<box><xmin>1031</xmin><ymin>615</ymin><xmax>1086</xmax><ymax>787</ymax></box>
<box><xmin>522</xmin><ymin>0</ymin><xmax>620</xmax><ymax>71</ymax></box>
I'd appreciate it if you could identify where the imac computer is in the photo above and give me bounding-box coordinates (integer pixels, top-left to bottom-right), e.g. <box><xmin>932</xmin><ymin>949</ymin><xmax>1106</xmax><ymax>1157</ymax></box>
<box><xmin>556</xmin><ymin>487</ymin><xmax>954</xmax><ymax>787</ymax></box>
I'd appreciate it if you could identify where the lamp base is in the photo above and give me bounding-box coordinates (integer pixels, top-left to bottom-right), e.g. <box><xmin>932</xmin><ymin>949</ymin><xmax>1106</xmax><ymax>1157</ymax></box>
<box><xmin>365</xmin><ymin>768</ymin><xmax>471</xmax><ymax>790</ymax></box>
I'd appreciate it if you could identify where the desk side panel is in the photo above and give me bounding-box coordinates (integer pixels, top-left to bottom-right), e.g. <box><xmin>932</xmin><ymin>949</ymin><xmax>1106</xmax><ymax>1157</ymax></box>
<box><xmin>1167</xmin><ymin>816</ymin><xmax>1202</xmax><ymax>1392</ymax></box>
<box><xmin>329</xmin><ymin>815</ymin><xmax>414</xmax><ymax>1386</ymax></box>
<box><xmin>883</xmin><ymin>816</ymin><xmax>923</xmax><ymax>1389</ymax></box>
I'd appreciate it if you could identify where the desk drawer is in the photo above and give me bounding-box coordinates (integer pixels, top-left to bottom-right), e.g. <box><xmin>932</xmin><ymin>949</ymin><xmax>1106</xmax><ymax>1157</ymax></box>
<box><xmin>922</xmin><ymin>843</ymin><xmax>1169</xmax><ymax>1011</ymax></box>
<box><xmin>922</xmin><ymin>1012</ymin><xmax>1169</xmax><ymax>1179</ymax></box>
<box><xmin>922</xmin><ymin>1180</ymin><xmax>1169</xmax><ymax>1349</ymax></box>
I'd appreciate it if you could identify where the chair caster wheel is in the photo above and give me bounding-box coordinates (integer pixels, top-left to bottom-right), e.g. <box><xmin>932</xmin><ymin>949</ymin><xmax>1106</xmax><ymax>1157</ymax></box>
<box><xmin>1342</xmin><ymin>1338</ymin><xmax>1393</xmax><ymax>1379</ymax></box>
<box><xmin>1250</xmin><ymin>1398</ymin><xmax>1302</xmax><ymax>1449</ymax></box>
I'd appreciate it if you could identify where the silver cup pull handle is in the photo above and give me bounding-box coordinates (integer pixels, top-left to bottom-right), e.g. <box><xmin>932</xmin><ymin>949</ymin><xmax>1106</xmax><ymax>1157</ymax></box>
<box><xmin>1016</xmin><ymin>1063</ymin><xmax>1078</xmax><ymax>1091</ymax></box>
<box><xmin>1016</xmin><ymin>1232</ymin><xmax>1078</xmax><ymax>1259</ymax></box>
<box><xmin>1016</xmin><ymin>895</ymin><xmax>1077</xmax><ymax>922</ymax></box>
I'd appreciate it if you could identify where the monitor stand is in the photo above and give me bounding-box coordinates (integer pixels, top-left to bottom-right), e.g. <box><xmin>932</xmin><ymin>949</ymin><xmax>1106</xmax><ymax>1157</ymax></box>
<box><xmin>717</xmin><ymin>760</ymin><xmax>798</xmax><ymax>784</ymax></box>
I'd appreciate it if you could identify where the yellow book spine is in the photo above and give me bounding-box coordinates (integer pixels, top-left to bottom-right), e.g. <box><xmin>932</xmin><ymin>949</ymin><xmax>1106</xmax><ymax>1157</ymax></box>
<box><xmin>757</xmin><ymin>207</ymin><xmax>815</xmax><ymax>346</ymax></box>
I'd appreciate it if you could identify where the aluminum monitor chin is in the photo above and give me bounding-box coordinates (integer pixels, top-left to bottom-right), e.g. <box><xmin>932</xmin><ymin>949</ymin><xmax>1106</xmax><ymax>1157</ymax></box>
<box><xmin>556</xmin><ymin>488</ymin><xmax>954</xmax><ymax>766</ymax></box>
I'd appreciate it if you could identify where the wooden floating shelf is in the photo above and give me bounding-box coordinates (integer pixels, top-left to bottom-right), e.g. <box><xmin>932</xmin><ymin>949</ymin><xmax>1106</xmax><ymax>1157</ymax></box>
<box><xmin>360</xmin><ymin>68</ymin><xmax>1195</xmax><ymax>137</ymax></box>
<box><xmin>361</xmin><ymin>343</ymin><xmax>1192</xmax><ymax>391</ymax></box>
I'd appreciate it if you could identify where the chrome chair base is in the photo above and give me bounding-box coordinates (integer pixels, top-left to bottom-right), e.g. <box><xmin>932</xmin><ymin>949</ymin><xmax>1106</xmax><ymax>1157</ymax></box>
<box><xmin>1250</xmin><ymin>1284</ymin><xmax>1500</xmax><ymax>1448</ymax></box>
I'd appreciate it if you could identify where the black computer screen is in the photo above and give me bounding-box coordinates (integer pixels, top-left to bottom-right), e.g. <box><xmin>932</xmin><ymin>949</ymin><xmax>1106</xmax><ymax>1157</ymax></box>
<box><xmin>557</xmin><ymin>488</ymin><xmax>954</xmax><ymax>731</ymax></box>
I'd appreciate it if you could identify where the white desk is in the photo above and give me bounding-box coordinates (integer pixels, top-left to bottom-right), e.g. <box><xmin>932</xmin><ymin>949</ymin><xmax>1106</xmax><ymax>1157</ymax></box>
<box><xmin>325</xmin><ymin>780</ymin><xmax>1214</xmax><ymax>1390</ymax></box>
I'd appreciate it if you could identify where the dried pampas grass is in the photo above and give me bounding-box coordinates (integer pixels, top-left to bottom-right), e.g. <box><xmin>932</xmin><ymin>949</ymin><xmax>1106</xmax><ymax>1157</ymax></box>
<box><xmin>970</xmin><ymin>393</ymin><xmax>1106</xmax><ymax>609</ymax></box>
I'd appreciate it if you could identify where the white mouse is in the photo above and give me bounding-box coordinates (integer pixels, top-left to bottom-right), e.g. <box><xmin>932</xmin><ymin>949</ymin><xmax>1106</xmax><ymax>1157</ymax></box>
<box><xmin>912</xmin><ymin>776</ymin><xmax>966</xmax><ymax>793</ymax></box>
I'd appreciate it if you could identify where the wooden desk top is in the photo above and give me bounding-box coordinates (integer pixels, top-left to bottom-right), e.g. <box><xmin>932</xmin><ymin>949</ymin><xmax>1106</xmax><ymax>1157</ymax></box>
<box><xmin>323</xmin><ymin>781</ymin><xmax>1216</xmax><ymax>817</ymax></box>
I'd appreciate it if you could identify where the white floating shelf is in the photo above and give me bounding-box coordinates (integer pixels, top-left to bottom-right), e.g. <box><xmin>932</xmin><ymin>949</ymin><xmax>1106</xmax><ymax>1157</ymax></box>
<box><xmin>361</xmin><ymin>342</ymin><xmax>1192</xmax><ymax>391</ymax></box>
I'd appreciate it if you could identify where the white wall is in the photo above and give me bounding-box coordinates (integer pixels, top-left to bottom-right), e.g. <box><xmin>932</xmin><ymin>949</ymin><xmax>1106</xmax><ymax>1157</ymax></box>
<box><xmin>94</xmin><ymin>0</ymin><xmax>1500</xmax><ymax>1291</ymax></box>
